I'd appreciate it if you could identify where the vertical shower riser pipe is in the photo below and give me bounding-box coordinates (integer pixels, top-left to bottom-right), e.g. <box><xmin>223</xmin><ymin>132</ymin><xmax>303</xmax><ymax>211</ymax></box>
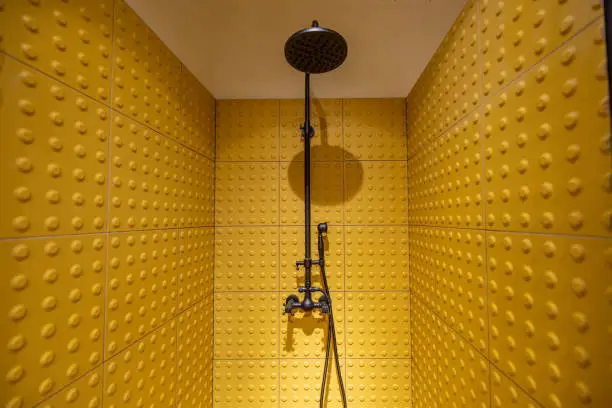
<box><xmin>303</xmin><ymin>73</ymin><xmax>313</xmax><ymax>306</ymax></box>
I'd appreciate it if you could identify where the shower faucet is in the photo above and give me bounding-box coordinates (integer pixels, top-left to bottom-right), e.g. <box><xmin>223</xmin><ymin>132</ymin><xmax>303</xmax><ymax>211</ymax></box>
<box><xmin>284</xmin><ymin>222</ymin><xmax>329</xmax><ymax>315</ymax></box>
<box><xmin>283</xmin><ymin>21</ymin><xmax>348</xmax><ymax>406</ymax></box>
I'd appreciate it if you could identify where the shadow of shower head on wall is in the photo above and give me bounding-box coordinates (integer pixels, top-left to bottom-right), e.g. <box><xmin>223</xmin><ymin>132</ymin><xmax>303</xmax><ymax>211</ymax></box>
<box><xmin>286</xmin><ymin>98</ymin><xmax>363</xmax><ymax>205</ymax></box>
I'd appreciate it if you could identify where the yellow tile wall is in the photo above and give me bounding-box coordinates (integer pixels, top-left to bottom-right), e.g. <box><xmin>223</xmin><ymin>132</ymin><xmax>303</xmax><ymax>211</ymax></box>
<box><xmin>214</xmin><ymin>98</ymin><xmax>411</xmax><ymax>407</ymax></box>
<box><xmin>407</xmin><ymin>1</ymin><xmax>611</xmax><ymax>408</ymax></box>
<box><xmin>0</xmin><ymin>1</ymin><xmax>215</xmax><ymax>408</ymax></box>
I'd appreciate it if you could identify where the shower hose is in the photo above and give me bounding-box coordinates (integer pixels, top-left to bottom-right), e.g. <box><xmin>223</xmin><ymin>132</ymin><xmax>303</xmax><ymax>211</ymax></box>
<box><xmin>319</xmin><ymin>262</ymin><xmax>347</xmax><ymax>408</ymax></box>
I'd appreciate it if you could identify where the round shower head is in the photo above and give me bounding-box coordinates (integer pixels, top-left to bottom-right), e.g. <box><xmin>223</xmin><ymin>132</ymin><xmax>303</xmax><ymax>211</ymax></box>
<box><xmin>284</xmin><ymin>20</ymin><xmax>347</xmax><ymax>74</ymax></box>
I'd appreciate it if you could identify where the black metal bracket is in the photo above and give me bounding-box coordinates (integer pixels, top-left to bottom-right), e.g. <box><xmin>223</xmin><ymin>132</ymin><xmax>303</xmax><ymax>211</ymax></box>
<box><xmin>300</xmin><ymin>123</ymin><xmax>315</xmax><ymax>140</ymax></box>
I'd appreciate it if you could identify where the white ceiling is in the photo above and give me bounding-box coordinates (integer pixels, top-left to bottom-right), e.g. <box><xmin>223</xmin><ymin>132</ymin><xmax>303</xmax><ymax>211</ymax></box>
<box><xmin>127</xmin><ymin>0</ymin><xmax>466</xmax><ymax>99</ymax></box>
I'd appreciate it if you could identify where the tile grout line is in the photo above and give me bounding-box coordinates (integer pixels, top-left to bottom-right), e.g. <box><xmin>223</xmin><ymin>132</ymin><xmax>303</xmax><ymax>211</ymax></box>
<box><xmin>31</xmin><ymin>297</ymin><xmax>203</xmax><ymax>408</ymax></box>
<box><xmin>417</xmin><ymin>294</ymin><xmax>545</xmax><ymax>408</ymax></box>
<box><xmin>404</xmin><ymin>224</ymin><xmax>612</xmax><ymax>241</ymax></box>
<box><xmin>0</xmin><ymin>52</ymin><xmax>214</xmax><ymax>164</ymax></box>
<box><xmin>407</xmin><ymin>14</ymin><xmax>605</xmax><ymax>164</ymax></box>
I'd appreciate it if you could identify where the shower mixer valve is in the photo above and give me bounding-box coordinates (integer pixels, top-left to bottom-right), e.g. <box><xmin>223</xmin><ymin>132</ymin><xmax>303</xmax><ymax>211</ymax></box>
<box><xmin>283</xmin><ymin>222</ymin><xmax>329</xmax><ymax>316</ymax></box>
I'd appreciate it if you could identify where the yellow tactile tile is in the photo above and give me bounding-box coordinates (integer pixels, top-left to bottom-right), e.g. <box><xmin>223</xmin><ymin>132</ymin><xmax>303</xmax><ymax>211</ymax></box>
<box><xmin>432</xmin><ymin>227</ymin><xmax>488</xmax><ymax>354</ymax></box>
<box><xmin>344</xmin><ymin>161</ymin><xmax>407</xmax><ymax>225</ymax></box>
<box><xmin>0</xmin><ymin>236</ymin><xmax>105</xmax><ymax>408</ymax></box>
<box><xmin>180</xmin><ymin>68</ymin><xmax>216</xmax><ymax>159</ymax></box>
<box><xmin>179</xmin><ymin>147</ymin><xmax>215</xmax><ymax>228</ymax></box>
<box><xmin>215</xmin><ymin>162</ymin><xmax>279</xmax><ymax>226</ymax></box>
<box><xmin>480</xmin><ymin>0</ymin><xmax>603</xmax><ymax>96</ymax></box>
<box><xmin>280</xmin><ymin>161</ymin><xmax>343</xmax><ymax>226</ymax></box>
<box><xmin>281</xmin><ymin>292</ymin><xmax>345</xmax><ymax>359</ymax></box>
<box><xmin>345</xmin><ymin>292</ymin><xmax>410</xmax><ymax>358</ymax></box>
<box><xmin>484</xmin><ymin>21</ymin><xmax>611</xmax><ymax>236</ymax></box>
<box><xmin>345</xmin><ymin>226</ymin><xmax>409</xmax><ymax>291</ymax></box>
<box><xmin>346</xmin><ymin>359</ymin><xmax>411</xmax><ymax>408</ymax></box>
<box><xmin>407</xmin><ymin>0</ymin><xmax>480</xmax><ymax>151</ymax></box>
<box><xmin>106</xmin><ymin>229</ymin><xmax>178</xmax><ymax>358</ymax></box>
<box><xmin>37</xmin><ymin>368</ymin><xmax>103</xmax><ymax>408</ymax></box>
<box><xmin>280</xmin><ymin>226</ymin><xmax>344</xmax><ymax>292</ymax></box>
<box><xmin>213</xmin><ymin>360</ymin><xmax>279</xmax><ymax>408</ymax></box>
<box><xmin>216</xmin><ymin>100</ymin><xmax>279</xmax><ymax>161</ymax></box>
<box><xmin>215</xmin><ymin>227</ymin><xmax>279</xmax><ymax>292</ymax></box>
<box><xmin>429</xmin><ymin>111</ymin><xmax>484</xmax><ymax>228</ymax></box>
<box><xmin>488</xmin><ymin>232</ymin><xmax>612</xmax><ymax>407</ymax></box>
<box><xmin>491</xmin><ymin>367</ymin><xmax>539</xmax><ymax>408</ymax></box>
<box><xmin>104</xmin><ymin>319</ymin><xmax>177</xmax><ymax>408</ymax></box>
<box><xmin>279</xmin><ymin>99</ymin><xmax>343</xmax><ymax>161</ymax></box>
<box><xmin>214</xmin><ymin>292</ymin><xmax>279</xmax><ymax>358</ymax></box>
<box><xmin>109</xmin><ymin>113</ymin><xmax>181</xmax><ymax>231</ymax></box>
<box><xmin>408</xmin><ymin>226</ymin><xmax>437</xmax><ymax>309</ymax></box>
<box><xmin>0</xmin><ymin>0</ymin><xmax>113</xmax><ymax>103</ymax></box>
<box><xmin>343</xmin><ymin>98</ymin><xmax>406</xmax><ymax>160</ymax></box>
<box><xmin>280</xmin><ymin>359</ymin><xmax>346</xmax><ymax>408</ymax></box>
<box><xmin>178</xmin><ymin>227</ymin><xmax>214</xmax><ymax>310</ymax></box>
<box><xmin>407</xmin><ymin>142</ymin><xmax>435</xmax><ymax>225</ymax></box>
<box><xmin>0</xmin><ymin>57</ymin><xmax>109</xmax><ymax>238</ymax></box>
<box><xmin>112</xmin><ymin>0</ymin><xmax>181</xmax><ymax>139</ymax></box>
<box><xmin>177</xmin><ymin>297</ymin><xmax>213</xmax><ymax>408</ymax></box>
<box><xmin>435</xmin><ymin>321</ymin><xmax>490</xmax><ymax>408</ymax></box>
<box><xmin>411</xmin><ymin>299</ymin><xmax>443</xmax><ymax>408</ymax></box>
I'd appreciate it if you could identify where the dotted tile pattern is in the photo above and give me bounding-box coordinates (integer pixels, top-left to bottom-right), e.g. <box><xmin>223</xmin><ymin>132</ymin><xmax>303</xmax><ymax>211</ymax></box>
<box><xmin>483</xmin><ymin>24</ymin><xmax>610</xmax><ymax>236</ymax></box>
<box><xmin>344</xmin><ymin>99</ymin><xmax>407</xmax><ymax>160</ymax></box>
<box><xmin>215</xmin><ymin>162</ymin><xmax>279</xmax><ymax>226</ymax></box>
<box><xmin>0</xmin><ymin>57</ymin><xmax>109</xmax><ymax>238</ymax></box>
<box><xmin>214</xmin><ymin>292</ymin><xmax>280</xmax><ymax>359</ymax></box>
<box><xmin>346</xmin><ymin>226</ymin><xmax>409</xmax><ymax>291</ymax></box>
<box><xmin>181</xmin><ymin>68</ymin><xmax>215</xmax><ymax>159</ymax></box>
<box><xmin>480</xmin><ymin>0</ymin><xmax>603</xmax><ymax>97</ymax></box>
<box><xmin>346</xmin><ymin>292</ymin><xmax>410</xmax><ymax>358</ymax></box>
<box><xmin>345</xmin><ymin>161</ymin><xmax>408</xmax><ymax>225</ymax></box>
<box><xmin>109</xmin><ymin>114</ymin><xmax>181</xmax><ymax>231</ymax></box>
<box><xmin>215</xmin><ymin>98</ymin><xmax>410</xmax><ymax>406</ymax></box>
<box><xmin>216</xmin><ymin>100</ymin><xmax>279</xmax><ymax>161</ymax></box>
<box><xmin>103</xmin><ymin>319</ymin><xmax>177</xmax><ymax>407</ymax></box>
<box><xmin>179</xmin><ymin>227</ymin><xmax>214</xmax><ymax>310</ymax></box>
<box><xmin>0</xmin><ymin>1</ymin><xmax>215</xmax><ymax>407</ymax></box>
<box><xmin>213</xmin><ymin>360</ymin><xmax>279</xmax><ymax>408</ymax></box>
<box><xmin>408</xmin><ymin>1</ymin><xmax>610</xmax><ymax>407</ymax></box>
<box><xmin>346</xmin><ymin>359</ymin><xmax>411</xmax><ymax>408</ymax></box>
<box><xmin>177</xmin><ymin>296</ymin><xmax>213</xmax><ymax>408</ymax></box>
<box><xmin>215</xmin><ymin>227</ymin><xmax>279</xmax><ymax>291</ymax></box>
<box><xmin>37</xmin><ymin>368</ymin><xmax>103</xmax><ymax>408</ymax></box>
<box><xmin>488</xmin><ymin>233</ymin><xmax>612</xmax><ymax>407</ymax></box>
<box><xmin>0</xmin><ymin>0</ymin><xmax>114</xmax><ymax>103</ymax></box>
<box><xmin>0</xmin><ymin>236</ymin><xmax>106</xmax><ymax>408</ymax></box>
<box><xmin>279</xmin><ymin>99</ymin><xmax>343</xmax><ymax>161</ymax></box>
<box><xmin>280</xmin><ymin>161</ymin><xmax>344</xmax><ymax>225</ymax></box>
<box><xmin>106</xmin><ymin>230</ymin><xmax>178</xmax><ymax>356</ymax></box>
<box><xmin>112</xmin><ymin>0</ymin><xmax>181</xmax><ymax>139</ymax></box>
<box><xmin>280</xmin><ymin>359</ymin><xmax>345</xmax><ymax>408</ymax></box>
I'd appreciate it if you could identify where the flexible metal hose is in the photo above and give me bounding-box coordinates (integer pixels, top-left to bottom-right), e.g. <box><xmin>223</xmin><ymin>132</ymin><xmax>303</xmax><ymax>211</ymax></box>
<box><xmin>319</xmin><ymin>263</ymin><xmax>347</xmax><ymax>408</ymax></box>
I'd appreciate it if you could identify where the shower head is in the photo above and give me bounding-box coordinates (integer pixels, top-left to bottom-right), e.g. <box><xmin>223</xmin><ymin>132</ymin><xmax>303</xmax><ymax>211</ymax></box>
<box><xmin>284</xmin><ymin>20</ymin><xmax>347</xmax><ymax>74</ymax></box>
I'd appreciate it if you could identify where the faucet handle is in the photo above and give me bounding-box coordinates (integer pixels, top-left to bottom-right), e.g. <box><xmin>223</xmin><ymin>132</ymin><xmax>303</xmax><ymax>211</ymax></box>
<box><xmin>283</xmin><ymin>294</ymin><xmax>300</xmax><ymax>315</ymax></box>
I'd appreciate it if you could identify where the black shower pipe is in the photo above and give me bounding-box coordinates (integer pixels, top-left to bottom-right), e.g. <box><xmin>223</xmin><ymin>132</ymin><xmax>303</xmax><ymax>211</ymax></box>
<box><xmin>288</xmin><ymin>72</ymin><xmax>323</xmax><ymax>313</ymax></box>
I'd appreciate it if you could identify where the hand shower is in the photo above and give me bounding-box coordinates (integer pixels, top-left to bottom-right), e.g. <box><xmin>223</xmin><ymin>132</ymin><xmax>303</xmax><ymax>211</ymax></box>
<box><xmin>282</xmin><ymin>20</ymin><xmax>348</xmax><ymax>408</ymax></box>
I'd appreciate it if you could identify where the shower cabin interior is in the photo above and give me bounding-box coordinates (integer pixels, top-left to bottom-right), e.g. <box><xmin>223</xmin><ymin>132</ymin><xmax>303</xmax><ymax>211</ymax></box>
<box><xmin>0</xmin><ymin>1</ymin><xmax>611</xmax><ymax>408</ymax></box>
